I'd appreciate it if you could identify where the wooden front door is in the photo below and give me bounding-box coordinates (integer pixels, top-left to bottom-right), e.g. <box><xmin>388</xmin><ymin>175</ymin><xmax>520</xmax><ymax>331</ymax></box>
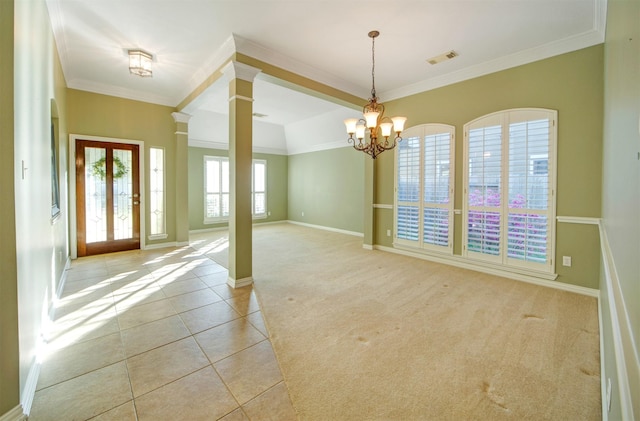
<box><xmin>76</xmin><ymin>139</ymin><xmax>140</xmax><ymax>257</ymax></box>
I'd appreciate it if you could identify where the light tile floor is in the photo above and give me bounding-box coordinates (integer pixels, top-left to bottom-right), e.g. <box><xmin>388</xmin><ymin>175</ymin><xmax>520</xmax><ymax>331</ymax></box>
<box><xmin>30</xmin><ymin>246</ymin><xmax>297</xmax><ymax>421</ymax></box>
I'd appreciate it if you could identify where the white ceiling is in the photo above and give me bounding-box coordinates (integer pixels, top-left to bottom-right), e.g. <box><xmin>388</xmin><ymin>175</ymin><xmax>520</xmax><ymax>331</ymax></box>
<box><xmin>46</xmin><ymin>0</ymin><xmax>606</xmax><ymax>154</ymax></box>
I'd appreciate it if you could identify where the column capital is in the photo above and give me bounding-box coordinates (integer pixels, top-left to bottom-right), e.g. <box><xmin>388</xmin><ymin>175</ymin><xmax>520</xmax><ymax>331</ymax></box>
<box><xmin>221</xmin><ymin>61</ymin><xmax>261</xmax><ymax>83</ymax></box>
<box><xmin>171</xmin><ymin>112</ymin><xmax>191</xmax><ymax>123</ymax></box>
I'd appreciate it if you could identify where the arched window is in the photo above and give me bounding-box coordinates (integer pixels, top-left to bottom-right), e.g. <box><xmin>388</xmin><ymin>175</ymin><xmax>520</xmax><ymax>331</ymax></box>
<box><xmin>463</xmin><ymin>108</ymin><xmax>557</xmax><ymax>272</ymax></box>
<box><xmin>394</xmin><ymin>124</ymin><xmax>455</xmax><ymax>253</ymax></box>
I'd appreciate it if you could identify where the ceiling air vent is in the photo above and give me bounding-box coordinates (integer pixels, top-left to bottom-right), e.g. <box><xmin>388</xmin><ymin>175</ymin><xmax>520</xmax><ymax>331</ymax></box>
<box><xmin>427</xmin><ymin>50</ymin><xmax>458</xmax><ymax>65</ymax></box>
<box><xmin>252</xmin><ymin>112</ymin><xmax>268</xmax><ymax>118</ymax></box>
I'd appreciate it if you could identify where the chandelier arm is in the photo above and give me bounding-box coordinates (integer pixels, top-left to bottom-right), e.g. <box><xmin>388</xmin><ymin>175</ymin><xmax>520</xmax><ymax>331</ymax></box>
<box><xmin>344</xmin><ymin>30</ymin><xmax>405</xmax><ymax>160</ymax></box>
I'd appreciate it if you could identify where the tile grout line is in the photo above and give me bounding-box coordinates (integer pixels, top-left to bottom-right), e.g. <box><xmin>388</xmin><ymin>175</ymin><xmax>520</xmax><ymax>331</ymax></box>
<box><xmin>38</xmin><ymin>247</ymin><xmax>280</xmax><ymax>420</ymax></box>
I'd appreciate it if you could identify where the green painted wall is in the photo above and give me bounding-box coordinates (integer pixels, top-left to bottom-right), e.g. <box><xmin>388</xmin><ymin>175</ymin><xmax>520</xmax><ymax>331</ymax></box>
<box><xmin>188</xmin><ymin>147</ymin><xmax>288</xmax><ymax>231</ymax></box>
<box><xmin>0</xmin><ymin>0</ymin><xmax>19</xmax><ymax>415</ymax></box>
<box><xmin>600</xmin><ymin>0</ymin><xmax>640</xmax><ymax>418</ymax></box>
<box><xmin>288</xmin><ymin>147</ymin><xmax>365</xmax><ymax>234</ymax></box>
<box><xmin>11</xmin><ymin>0</ymin><xmax>70</xmax><ymax>409</ymax></box>
<box><xmin>374</xmin><ymin>45</ymin><xmax>604</xmax><ymax>289</ymax></box>
<box><xmin>66</xmin><ymin>89</ymin><xmax>178</xmax><ymax>246</ymax></box>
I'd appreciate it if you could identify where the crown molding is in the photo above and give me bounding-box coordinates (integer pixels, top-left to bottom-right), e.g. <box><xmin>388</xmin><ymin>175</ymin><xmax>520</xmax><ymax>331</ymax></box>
<box><xmin>221</xmin><ymin>61</ymin><xmax>261</xmax><ymax>83</ymax></box>
<box><xmin>232</xmin><ymin>34</ymin><xmax>367</xmax><ymax>98</ymax></box>
<box><xmin>171</xmin><ymin>112</ymin><xmax>191</xmax><ymax>123</ymax></box>
<box><xmin>188</xmin><ymin>137</ymin><xmax>351</xmax><ymax>157</ymax></box>
<box><xmin>286</xmin><ymin>140</ymin><xmax>351</xmax><ymax>156</ymax></box>
<box><xmin>188</xmin><ymin>138</ymin><xmax>288</xmax><ymax>156</ymax></box>
<box><xmin>46</xmin><ymin>0</ymin><xmax>70</xmax><ymax>81</ymax></box>
<box><xmin>67</xmin><ymin>78</ymin><xmax>176</xmax><ymax>107</ymax></box>
<box><xmin>382</xmin><ymin>27</ymin><xmax>606</xmax><ymax>101</ymax></box>
<box><xmin>180</xmin><ymin>35</ymin><xmax>237</xmax><ymax>103</ymax></box>
<box><xmin>51</xmin><ymin>0</ymin><xmax>607</xmax><ymax>109</ymax></box>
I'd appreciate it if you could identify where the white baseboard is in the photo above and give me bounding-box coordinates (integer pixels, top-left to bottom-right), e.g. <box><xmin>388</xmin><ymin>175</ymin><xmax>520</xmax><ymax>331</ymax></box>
<box><xmin>598</xmin><ymin>296</ymin><xmax>608</xmax><ymax>420</ymax></box>
<box><xmin>50</xmin><ymin>257</ymin><xmax>71</xmax><ymax>316</ymax></box>
<box><xmin>22</xmin><ymin>256</ymin><xmax>71</xmax><ymax>417</ymax></box>
<box><xmin>598</xmin><ymin>223</ymin><xmax>638</xmax><ymax>420</ymax></box>
<box><xmin>227</xmin><ymin>276</ymin><xmax>253</xmax><ymax>288</ymax></box>
<box><xmin>0</xmin><ymin>405</ymin><xmax>27</xmax><ymax>421</ymax></box>
<box><xmin>143</xmin><ymin>241</ymin><xmax>190</xmax><ymax>250</ymax></box>
<box><xmin>56</xmin><ymin>257</ymin><xmax>71</xmax><ymax>298</ymax></box>
<box><xmin>286</xmin><ymin>220</ymin><xmax>364</xmax><ymax>238</ymax></box>
<box><xmin>189</xmin><ymin>227</ymin><xmax>229</xmax><ymax>234</ymax></box>
<box><xmin>21</xmin><ymin>361</ymin><xmax>40</xmax><ymax>416</ymax></box>
<box><xmin>374</xmin><ymin>244</ymin><xmax>599</xmax><ymax>297</ymax></box>
<box><xmin>189</xmin><ymin>220</ymin><xmax>288</xmax><ymax>235</ymax></box>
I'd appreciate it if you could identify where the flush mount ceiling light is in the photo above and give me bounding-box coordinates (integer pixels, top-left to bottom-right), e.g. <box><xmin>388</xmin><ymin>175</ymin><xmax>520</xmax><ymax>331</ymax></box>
<box><xmin>128</xmin><ymin>49</ymin><xmax>153</xmax><ymax>77</ymax></box>
<box><xmin>344</xmin><ymin>30</ymin><xmax>406</xmax><ymax>159</ymax></box>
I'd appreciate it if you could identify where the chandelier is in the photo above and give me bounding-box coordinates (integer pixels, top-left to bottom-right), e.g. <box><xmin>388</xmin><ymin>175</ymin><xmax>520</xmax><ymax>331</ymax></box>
<box><xmin>128</xmin><ymin>49</ymin><xmax>153</xmax><ymax>77</ymax></box>
<box><xmin>344</xmin><ymin>31</ymin><xmax>406</xmax><ymax>159</ymax></box>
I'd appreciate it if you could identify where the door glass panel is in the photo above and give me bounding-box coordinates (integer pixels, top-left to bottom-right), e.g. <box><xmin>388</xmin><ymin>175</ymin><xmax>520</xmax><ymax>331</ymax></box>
<box><xmin>113</xmin><ymin>149</ymin><xmax>133</xmax><ymax>240</ymax></box>
<box><xmin>85</xmin><ymin>147</ymin><xmax>107</xmax><ymax>243</ymax></box>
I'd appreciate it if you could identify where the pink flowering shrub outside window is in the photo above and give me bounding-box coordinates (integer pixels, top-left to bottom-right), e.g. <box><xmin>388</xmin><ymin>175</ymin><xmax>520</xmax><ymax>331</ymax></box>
<box><xmin>467</xmin><ymin>188</ymin><xmax>546</xmax><ymax>262</ymax></box>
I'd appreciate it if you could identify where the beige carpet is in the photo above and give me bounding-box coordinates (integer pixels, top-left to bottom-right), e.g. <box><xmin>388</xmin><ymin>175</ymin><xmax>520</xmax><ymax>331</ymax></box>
<box><xmin>191</xmin><ymin>223</ymin><xmax>601</xmax><ymax>420</ymax></box>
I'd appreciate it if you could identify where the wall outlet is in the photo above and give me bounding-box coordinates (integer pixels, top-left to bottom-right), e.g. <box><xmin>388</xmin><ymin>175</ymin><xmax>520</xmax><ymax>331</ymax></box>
<box><xmin>267</xmin><ymin>211</ymin><xmax>271</xmax><ymax>216</ymax></box>
<box><xmin>301</xmin><ymin>211</ymin><xmax>304</xmax><ymax>217</ymax></box>
<box><xmin>562</xmin><ymin>256</ymin><xmax>572</xmax><ymax>267</ymax></box>
<box><xmin>386</xmin><ymin>229</ymin><xmax>391</xmax><ymax>237</ymax></box>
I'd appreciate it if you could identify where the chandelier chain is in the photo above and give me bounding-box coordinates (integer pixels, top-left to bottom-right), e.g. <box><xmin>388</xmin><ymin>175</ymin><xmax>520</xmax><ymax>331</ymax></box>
<box><xmin>371</xmin><ymin>34</ymin><xmax>376</xmax><ymax>98</ymax></box>
<box><xmin>343</xmin><ymin>30</ymin><xmax>406</xmax><ymax>159</ymax></box>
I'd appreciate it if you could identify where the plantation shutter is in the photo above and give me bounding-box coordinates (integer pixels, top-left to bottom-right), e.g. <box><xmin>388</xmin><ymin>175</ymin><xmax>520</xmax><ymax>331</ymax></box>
<box><xmin>466</xmin><ymin>118</ymin><xmax>503</xmax><ymax>262</ymax></box>
<box><xmin>204</xmin><ymin>156</ymin><xmax>230</xmax><ymax>221</ymax></box>
<box><xmin>252</xmin><ymin>160</ymin><xmax>266</xmax><ymax>216</ymax></box>
<box><xmin>463</xmin><ymin>109</ymin><xmax>556</xmax><ymax>272</ymax></box>
<box><xmin>205</xmin><ymin>157</ymin><xmax>221</xmax><ymax>219</ymax></box>
<box><xmin>396</xmin><ymin>135</ymin><xmax>421</xmax><ymax>243</ymax></box>
<box><xmin>507</xmin><ymin>111</ymin><xmax>552</xmax><ymax>265</ymax></box>
<box><xmin>395</xmin><ymin>124</ymin><xmax>454</xmax><ymax>253</ymax></box>
<box><xmin>423</xmin><ymin>132</ymin><xmax>452</xmax><ymax>248</ymax></box>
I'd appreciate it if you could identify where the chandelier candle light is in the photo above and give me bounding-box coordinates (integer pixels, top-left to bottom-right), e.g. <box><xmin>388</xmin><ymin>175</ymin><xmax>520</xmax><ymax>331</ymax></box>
<box><xmin>344</xmin><ymin>30</ymin><xmax>406</xmax><ymax>159</ymax></box>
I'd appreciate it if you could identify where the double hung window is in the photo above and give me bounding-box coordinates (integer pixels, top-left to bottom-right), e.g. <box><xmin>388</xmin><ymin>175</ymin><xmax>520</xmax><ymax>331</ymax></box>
<box><xmin>252</xmin><ymin>160</ymin><xmax>267</xmax><ymax>218</ymax></box>
<box><xmin>204</xmin><ymin>156</ymin><xmax>230</xmax><ymax>222</ymax></box>
<box><xmin>204</xmin><ymin>156</ymin><xmax>267</xmax><ymax>223</ymax></box>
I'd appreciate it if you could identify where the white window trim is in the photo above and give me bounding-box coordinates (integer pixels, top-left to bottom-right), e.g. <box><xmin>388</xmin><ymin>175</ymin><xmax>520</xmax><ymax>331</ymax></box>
<box><xmin>68</xmin><ymin>134</ymin><xmax>145</xmax><ymax>259</ymax></box>
<box><xmin>203</xmin><ymin>156</ymin><xmax>229</xmax><ymax>224</ymax></box>
<box><xmin>462</xmin><ymin>108</ymin><xmax>557</xmax><ymax>274</ymax></box>
<box><xmin>203</xmin><ymin>156</ymin><xmax>268</xmax><ymax>224</ymax></box>
<box><xmin>252</xmin><ymin>159</ymin><xmax>268</xmax><ymax>219</ymax></box>
<box><xmin>393</xmin><ymin>123</ymin><xmax>455</xmax><ymax>255</ymax></box>
<box><xmin>148</xmin><ymin>147</ymin><xmax>166</xmax><ymax>239</ymax></box>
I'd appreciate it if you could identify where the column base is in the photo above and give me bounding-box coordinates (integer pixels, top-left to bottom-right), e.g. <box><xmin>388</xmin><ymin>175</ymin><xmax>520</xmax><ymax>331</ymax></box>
<box><xmin>227</xmin><ymin>276</ymin><xmax>254</xmax><ymax>289</ymax></box>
